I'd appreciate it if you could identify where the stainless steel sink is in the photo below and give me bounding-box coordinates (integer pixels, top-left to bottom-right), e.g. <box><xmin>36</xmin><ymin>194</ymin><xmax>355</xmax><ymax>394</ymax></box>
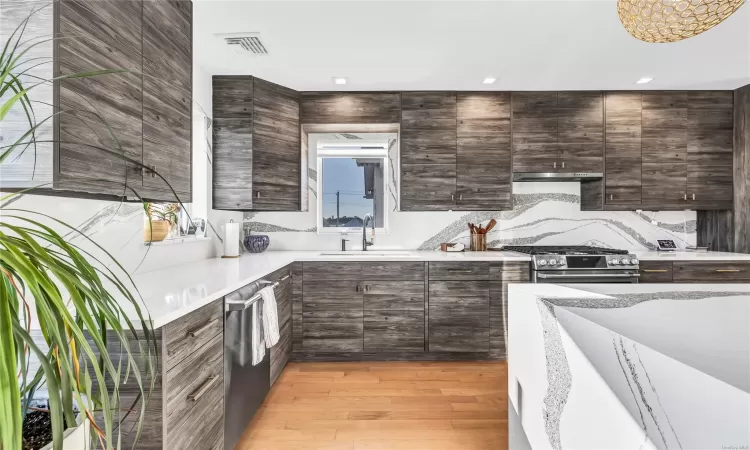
<box><xmin>318</xmin><ymin>251</ymin><xmax>414</xmax><ymax>257</ymax></box>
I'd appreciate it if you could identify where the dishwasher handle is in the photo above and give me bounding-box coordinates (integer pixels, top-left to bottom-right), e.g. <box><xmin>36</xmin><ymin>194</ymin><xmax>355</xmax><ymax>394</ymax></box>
<box><xmin>225</xmin><ymin>275</ymin><xmax>289</xmax><ymax>311</ymax></box>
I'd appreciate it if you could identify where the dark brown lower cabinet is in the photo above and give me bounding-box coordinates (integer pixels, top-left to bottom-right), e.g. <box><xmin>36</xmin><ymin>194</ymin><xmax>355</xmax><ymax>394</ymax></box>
<box><xmin>640</xmin><ymin>260</ymin><xmax>750</xmax><ymax>283</ymax></box>
<box><xmin>270</xmin><ymin>266</ymin><xmax>293</xmax><ymax>385</ymax></box>
<box><xmin>428</xmin><ymin>280</ymin><xmax>490</xmax><ymax>353</ymax></box>
<box><xmin>673</xmin><ymin>261</ymin><xmax>750</xmax><ymax>283</ymax></box>
<box><xmin>638</xmin><ymin>261</ymin><xmax>674</xmax><ymax>283</ymax></box>
<box><xmin>363</xmin><ymin>280</ymin><xmax>425</xmax><ymax>352</ymax></box>
<box><xmin>490</xmin><ymin>262</ymin><xmax>530</xmax><ymax>359</ymax></box>
<box><xmin>302</xmin><ymin>280</ymin><xmax>364</xmax><ymax>353</ymax></box>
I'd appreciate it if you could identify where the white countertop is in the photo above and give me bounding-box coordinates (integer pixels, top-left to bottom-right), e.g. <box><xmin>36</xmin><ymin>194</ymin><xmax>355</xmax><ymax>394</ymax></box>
<box><xmin>129</xmin><ymin>250</ymin><xmax>531</xmax><ymax>328</ymax></box>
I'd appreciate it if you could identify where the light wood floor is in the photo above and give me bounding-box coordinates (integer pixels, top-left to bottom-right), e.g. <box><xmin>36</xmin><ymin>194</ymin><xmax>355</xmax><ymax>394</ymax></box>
<box><xmin>236</xmin><ymin>361</ymin><xmax>508</xmax><ymax>450</ymax></box>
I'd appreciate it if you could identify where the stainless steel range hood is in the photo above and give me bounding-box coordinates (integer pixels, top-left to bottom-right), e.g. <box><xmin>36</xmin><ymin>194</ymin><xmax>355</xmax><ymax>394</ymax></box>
<box><xmin>513</xmin><ymin>172</ymin><xmax>603</xmax><ymax>182</ymax></box>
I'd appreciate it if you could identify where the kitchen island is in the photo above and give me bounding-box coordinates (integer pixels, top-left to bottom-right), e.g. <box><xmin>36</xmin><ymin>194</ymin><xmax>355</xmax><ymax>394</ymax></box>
<box><xmin>508</xmin><ymin>283</ymin><xmax>750</xmax><ymax>450</ymax></box>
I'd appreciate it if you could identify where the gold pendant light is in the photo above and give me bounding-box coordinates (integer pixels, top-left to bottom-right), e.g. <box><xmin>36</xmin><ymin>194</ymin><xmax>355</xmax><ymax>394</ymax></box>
<box><xmin>618</xmin><ymin>0</ymin><xmax>746</xmax><ymax>43</ymax></box>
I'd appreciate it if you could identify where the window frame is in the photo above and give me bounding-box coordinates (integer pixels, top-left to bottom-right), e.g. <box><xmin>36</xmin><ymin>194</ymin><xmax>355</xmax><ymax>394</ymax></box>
<box><xmin>316</xmin><ymin>146</ymin><xmax>390</xmax><ymax>235</ymax></box>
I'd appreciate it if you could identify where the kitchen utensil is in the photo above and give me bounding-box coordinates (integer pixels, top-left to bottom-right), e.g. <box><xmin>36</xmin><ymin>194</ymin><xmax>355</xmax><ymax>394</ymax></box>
<box><xmin>485</xmin><ymin>219</ymin><xmax>497</xmax><ymax>233</ymax></box>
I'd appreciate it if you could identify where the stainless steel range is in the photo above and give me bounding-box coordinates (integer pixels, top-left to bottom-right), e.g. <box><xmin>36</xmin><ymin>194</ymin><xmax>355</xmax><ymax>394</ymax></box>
<box><xmin>501</xmin><ymin>245</ymin><xmax>640</xmax><ymax>283</ymax></box>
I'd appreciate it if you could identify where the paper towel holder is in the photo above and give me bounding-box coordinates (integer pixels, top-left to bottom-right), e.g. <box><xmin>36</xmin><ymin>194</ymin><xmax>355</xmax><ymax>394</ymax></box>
<box><xmin>221</xmin><ymin>219</ymin><xmax>241</xmax><ymax>259</ymax></box>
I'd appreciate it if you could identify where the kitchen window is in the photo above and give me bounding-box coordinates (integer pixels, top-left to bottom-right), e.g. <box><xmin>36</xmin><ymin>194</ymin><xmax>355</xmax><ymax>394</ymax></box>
<box><xmin>317</xmin><ymin>142</ymin><xmax>388</xmax><ymax>234</ymax></box>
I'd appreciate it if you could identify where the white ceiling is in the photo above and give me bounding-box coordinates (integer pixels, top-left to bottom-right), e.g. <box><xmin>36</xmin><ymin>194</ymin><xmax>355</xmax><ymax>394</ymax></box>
<box><xmin>193</xmin><ymin>1</ymin><xmax>750</xmax><ymax>91</ymax></box>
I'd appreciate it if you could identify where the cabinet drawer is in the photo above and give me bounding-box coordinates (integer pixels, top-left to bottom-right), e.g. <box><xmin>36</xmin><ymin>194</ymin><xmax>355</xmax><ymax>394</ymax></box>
<box><xmin>165</xmin><ymin>333</ymin><xmax>224</xmax><ymax>450</ymax></box>
<box><xmin>303</xmin><ymin>262</ymin><xmax>361</xmax><ymax>280</ymax></box>
<box><xmin>164</xmin><ymin>299</ymin><xmax>223</xmax><ymax>371</ymax></box>
<box><xmin>363</xmin><ymin>281</ymin><xmax>425</xmax><ymax>310</ymax></box>
<box><xmin>673</xmin><ymin>261</ymin><xmax>750</xmax><ymax>283</ymax></box>
<box><xmin>429</xmin><ymin>262</ymin><xmax>490</xmax><ymax>280</ymax></box>
<box><xmin>639</xmin><ymin>261</ymin><xmax>673</xmax><ymax>283</ymax></box>
<box><xmin>361</xmin><ymin>262</ymin><xmax>425</xmax><ymax>280</ymax></box>
<box><xmin>364</xmin><ymin>310</ymin><xmax>424</xmax><ymax>352</ymax></box>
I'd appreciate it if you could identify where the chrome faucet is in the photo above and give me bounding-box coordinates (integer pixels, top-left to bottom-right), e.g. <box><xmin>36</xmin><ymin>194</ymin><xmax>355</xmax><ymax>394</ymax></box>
<box><xmin>362</xmin><ymin>213</ymin><xmax>375</xmax><ymax>251</ymax></box>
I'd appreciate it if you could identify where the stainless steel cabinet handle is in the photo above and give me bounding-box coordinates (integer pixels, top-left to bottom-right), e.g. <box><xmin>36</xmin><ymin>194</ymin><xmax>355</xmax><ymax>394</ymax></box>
<box><xmin>187</xmin><ymin>317</ymin><xmax>218</xmax><ymax>338</ymax></box>
<box><xmin>553</xmin><ymin>162</ymin><xmax>557</xmax><ymax>169</ymax></box>
<box><xmin>448</xmin><ymin>269</ymin><xmax>474</xmax><ymax>274</ymax></box>
<box><xmin>692</xmin><ymin>193</ymin><xmax>696</xmax><ymax>201</ymax></box>
<box><xmin>256</xmin><ymin>191</ymin><xmax>261</xmax><ymax>198</ymax></box>
<box><xmin>561</xmin><ymin>161</ymin><xmax>565</xmax><ymax>169</ymax></box>
<box><xmin>609</xmin><ymin>194</ymin><xmax>613</xmax><ymax>200</ymax></box>
<box><xmin>537</xmin><ymin>273</ymin><xmax>640</xmax><ymax>279</ymax></box>
<box><xmin>459</xmin><ymin>194</ymin><xmax>463</xmax><ymax>201</ymax></box>
<box><xmin>683</xmin><ymin>194</ymin><xmax>687</xmax><ymax>201</ymax></box>
<box><xmin>364</xmin><ymin>284</ymin><xmax>370</xmax><ymax>292</ymax></box>
<box><xmin>451</xmin><ymin>194</ymin><xmax>454</xmax><ymax>201</ymax></box>
<box><xmin>187</xmin><ymin>375</ymin><xmax>219</xmax><ymax>402</ymax></box>
<box><xmin>715</xmin><ymin>269</ymin><xmax>740</xmax><ymax>273</ymax></box>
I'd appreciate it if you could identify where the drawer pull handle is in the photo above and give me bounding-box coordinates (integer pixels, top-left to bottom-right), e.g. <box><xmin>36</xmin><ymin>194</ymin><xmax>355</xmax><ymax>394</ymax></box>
<box><xmin>187</xmin><ymin>318</ymin><xmax>219</xmax><ymax>338</ymax></box>
<box><xmin>642</xmin><ymin>269</ymin><xmax>668</xmax><ymax>273</ymax></box>
<box><xmin>715</xmin><ymin>269</ymin><xmax>741</xmax><ymax>273</ymax></box>
<box><xmin>448</xmin><ymin>269</ymin><xmax>474</xmax><ymax>274</ymax></box>
<box><xmin>187</xmin><ymin>375</ymin><xmax>219</xmax><ymax>402</ymax></box>
<box><xmin>278</xmin><ymin>274</ymin><xmax>290</xmax><ymax>282</ymax></box>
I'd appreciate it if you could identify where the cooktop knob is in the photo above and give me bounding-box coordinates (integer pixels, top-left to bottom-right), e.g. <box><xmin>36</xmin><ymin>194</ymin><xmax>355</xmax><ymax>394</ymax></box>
<box><xmin>610</xmin><ymin>259</ymin><xmax>620</xmax><ymax>265</ymax></box>
<box><xmin>548</xmin><ymin>258</ymin><xmax>557</xmax><ymax>266</ymax></box>
<box><xmin>538</xmin><ymin>259</ymin><xmax>548</xmax><ymax>266</ymax></box>
<box><xmin>631</xmin><ymin>258</ymin><xmax>639</xmax><ymax>265</ymax></box>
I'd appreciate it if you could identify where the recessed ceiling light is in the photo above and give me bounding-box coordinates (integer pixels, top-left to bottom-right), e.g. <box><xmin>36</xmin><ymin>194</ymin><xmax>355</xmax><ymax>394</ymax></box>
<box><xmin>333</xmin><ymin>77</ymin><xmax>348</xmax><ymax>85</ymax></box>
<box><xmin>482</xmin><ymin>77</ymin><xmax>497</xmax><ymax>84</ymax></box>
<box><xmin>636</xmin><ymin>77</ymin><xmax>654</xmax><ymax>84</ymax></box>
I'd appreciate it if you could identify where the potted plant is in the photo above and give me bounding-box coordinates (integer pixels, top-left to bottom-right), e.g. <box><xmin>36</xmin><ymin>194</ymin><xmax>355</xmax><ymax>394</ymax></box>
<box><xmin>144</xmin><ymin>203</ymin><xmax>180</xmax><ymax>242</ymax></box>
<box><xmin>1</xmin><ymin>5</ymin><xmax>164</xmax><ymax>450</ymax></box>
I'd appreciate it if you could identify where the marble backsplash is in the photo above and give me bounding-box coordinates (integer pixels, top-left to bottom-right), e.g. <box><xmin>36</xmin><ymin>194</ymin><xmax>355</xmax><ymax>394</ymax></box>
<box><xmin>244</xmin><ymin>181</ymin><xmax>697</xmax><ymax>252</ymax></box>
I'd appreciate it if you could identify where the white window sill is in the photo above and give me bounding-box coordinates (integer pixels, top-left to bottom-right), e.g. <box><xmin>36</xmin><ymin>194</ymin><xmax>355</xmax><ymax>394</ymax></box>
<box><xmin>145</xmin><ymin>236</ymin><xmax>212</xmax><ymax>246</ymax></box>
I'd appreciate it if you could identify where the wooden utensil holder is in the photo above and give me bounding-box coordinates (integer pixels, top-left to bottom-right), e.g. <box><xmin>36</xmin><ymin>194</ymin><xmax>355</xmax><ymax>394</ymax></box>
<box><xmin>470</xmin><ymin>234</ymin><xmax>487</xmax><ymax>251</ymax></box>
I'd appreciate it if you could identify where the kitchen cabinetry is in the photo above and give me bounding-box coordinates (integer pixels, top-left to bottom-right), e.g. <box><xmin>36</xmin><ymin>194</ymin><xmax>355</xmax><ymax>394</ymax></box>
<box><xmin>427</xmin><ymin>262</ymin><xmax>490</xmax><ymax>353</ymax></box>
<box><xmin>639</xmin><ymin>260</ymin><xmax>750</xmax><ymax>283</ymax></box>
<box><xmin>103</xmin><ymin>299</ymin><xmax>224</xmax><ymax>450</ymax></box>
<box><xmin>400</xmin><ymin>92</ymin><xmax>458</xmax><ymax>211</ymax></box>
<box><xmin>0</xmin><ymin>0</ymin><xmax>193</xmax><ymax>202</ymax></box>
<box><xmin>456</xmin><ymin>92</ymin><xmax>513</xmax><ymax>210</ymax></box>
<box><xmin>511</xmin><ymin>92</ymin><xmax>604</xmax><ymax>175</ymax></box>
<box><xmin>489</xmin><ymin>262</ymin><xmax>530</xmax><ymax>359</ymax></box>
<box><xmin>269</xmin><ymin>266</ymin><xmax>293</xmax><ymax>385</ymax></box>
<box><xmin>301</xmin><ymin>263</ymin><xmax>364</xmax><ymax>353</ymax></box>
<box><xmin>213</xmin><ymin>76</ymin><xmax>300</xmax><ymax>211</ymax></box>
<box><xmin>300</xmin><ymin>92</ymin><xmax>401</xmax><ymax>124</ymax></box>
<box><xmin>600</xmin><ymin>91</ymin><xmax>733</xmax><ymax>211</ymax></box>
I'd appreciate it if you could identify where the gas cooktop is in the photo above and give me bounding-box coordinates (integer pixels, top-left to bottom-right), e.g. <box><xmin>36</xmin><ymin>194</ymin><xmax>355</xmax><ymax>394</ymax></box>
<box><xmin>499</xmin><ymin>245</ymin><xmax>630</xmax><ymax>256</ymax></box>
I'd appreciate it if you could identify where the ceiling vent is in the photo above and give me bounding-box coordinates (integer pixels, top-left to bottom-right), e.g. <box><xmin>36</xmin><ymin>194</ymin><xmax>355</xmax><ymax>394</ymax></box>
<box><xmin>216</xmin><ymin>32</ymin><xmax>268</xmax><ymax>55</ymax></box>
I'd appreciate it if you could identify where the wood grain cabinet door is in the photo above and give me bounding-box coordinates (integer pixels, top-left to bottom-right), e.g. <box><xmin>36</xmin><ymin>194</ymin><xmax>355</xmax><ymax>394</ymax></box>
<box><xmin>557</xmin><ymin>92</ymin><xmax>604</xmax><ymax>174</ymax></box>
<box><xmin>673</xmin><ymin>261</ymin><xmax>750</xmax><ymax>283</ymax></box>
<box><xmin>641</xmin><ymin>92</ymin><xmax>689</xmax><ymax>208</ymax></box>
<box><xmin>511</xmin><ymin>92</ymin><xmax>559</xmax><ymax>173</ymax></box>
<box><xmin>270</xmin><ymin>267</ymin><xmax>293</xmax><ymax>385</ymax></box>
<box><xmin>638</xmin><ymin>261</ymin><xmax>674</xmax><ymax>283</ymax></box>
<box><xmin>363</xmin><ymin>281</ymin><xmax>425</xmax><ymax>352</ymax></box>
<box><xmin>456</xmin><ymin>92</ymin><xmax>512</xmax><ymax>210</ymax></box>
<box><xmin>141</xmin><ymin>0</ymin><xmax>192</xmax><ymax>202</ymax></box>
<box><xmin>56</xmin><ymin>0</ymin><xmax>144</xmax><ymax>197</ymax></box>
<box><xmin>251</xmin><ymin>78</ymin><xmax>300</xmax><ymax>210</ymax></box>
<box><xmin>428</xmin><ymin>280</ymin><xmax>490</xmax><ymax>353</ymax></box>
<box><xmin>400</xmin><ymin>92</ymin><xmax>457</xmax><ymax>211</ymax></box>
<box><xmin>686</xmin><ymin>92</ymin><xmax>734</xmax><ymax>209</ymax></box>
<box><xmin>604</xmin><ymin>92</ymin><xmax>643</xmax><ymax>207</ymax></box>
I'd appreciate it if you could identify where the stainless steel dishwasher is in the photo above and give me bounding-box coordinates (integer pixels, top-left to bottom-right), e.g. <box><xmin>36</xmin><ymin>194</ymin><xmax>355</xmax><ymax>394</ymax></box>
<box><xmin>224</xmin><ymin>280</ymin><xmax>273</xmax><ymax>450</ymax></box>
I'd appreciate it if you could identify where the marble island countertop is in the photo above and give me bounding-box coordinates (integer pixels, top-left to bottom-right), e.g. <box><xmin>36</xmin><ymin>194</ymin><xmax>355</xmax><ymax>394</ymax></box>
<box><xmin>508</xmin><ymin>283</ymin><xmax>750</xmax><ymax>450</ymax></box>
<box><xmin>128</xmin><ymin>250</ymin><xmax>531</xmax><ymax>328</ymax></box>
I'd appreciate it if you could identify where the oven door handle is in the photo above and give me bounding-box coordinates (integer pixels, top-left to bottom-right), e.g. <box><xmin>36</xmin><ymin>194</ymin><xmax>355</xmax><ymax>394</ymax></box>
<box><xmin>537</xmin><ymin>273</ymin><xmax>640</xmax><ymax>279</ymax></box>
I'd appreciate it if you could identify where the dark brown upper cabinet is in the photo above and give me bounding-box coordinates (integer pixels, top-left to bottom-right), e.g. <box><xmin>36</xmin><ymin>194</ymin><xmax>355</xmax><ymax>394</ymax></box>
<box><xmin>300</xmin><ymin>92</ymin><xmax>401</xmax><ymax>124</ymax></box>
<box><xmin>604</xmin><ymin>92</ymin><xmax>643</xmax><ymax>206</ymax></box>
<box><xmin>511</xmin><ymin>92</ymin><xmax>604</xmax><ymax>175</ymax></box>
<box><xmin>400</xmin><ymin>92</ymin><xmax>458</xmax><ymax>211</ymax></box>
<box><xmin>557</xmin><ymin>92</ymin><xmax>604</xmax><ymax>173</ymax></box>
<box><xmin>598</xmin><ymin>91</ymin><xmax>733</xmax><ymax>211</ymax></box>
<box><xmin>0</xmin><ymin>0</ymin><xmax>193</xmax><ymax>203</ymax></box>
<box><xmin>511</xmin><ymin>92</ymin><xmax>560</xmax><ymax>173</ymax></box>
<box><xmin>212</xmin><ymin>76</ymin><xmax>301</xmax><ymax>211</ymax></box>
<box><xmin>456</xmin><ymin>92</ymin><xmax>512</xmax><ymax>210</ymax></box>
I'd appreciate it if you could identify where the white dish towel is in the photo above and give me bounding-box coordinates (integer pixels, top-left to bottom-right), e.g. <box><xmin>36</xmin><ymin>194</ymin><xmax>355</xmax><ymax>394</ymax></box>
<box><xmin>251</xmin><ymin>299</ymin><xmax>265</xmax><ymax>366</ymax></box>
<box><xmin>259</xmin><ymin>286</ymin><xmax>280</xmax><ymax>348</ymax></box>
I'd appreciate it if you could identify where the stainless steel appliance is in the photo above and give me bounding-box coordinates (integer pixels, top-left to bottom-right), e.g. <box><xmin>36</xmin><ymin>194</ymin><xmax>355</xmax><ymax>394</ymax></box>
<box><xmin>501</xmin><ymin>245</ymin><xmax>640</xmax><ymax>283</ymax></box>
<box><xmin>224</xmin><ymin>276</ymin><xmax>286</xmax><ymax>450</ymax></box>
<box><xmin>512</xmin><ymin>172</ymin><xmax>602</xmax><ymax>182</ymax></box>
